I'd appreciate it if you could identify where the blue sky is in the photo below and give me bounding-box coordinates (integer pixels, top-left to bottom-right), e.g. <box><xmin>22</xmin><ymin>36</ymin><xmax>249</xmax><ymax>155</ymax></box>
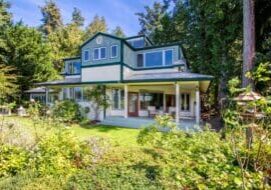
<box><xmin>9</xmin><ymin>0</ymin><xmax>160</xmax><ymax>36</ymax></box>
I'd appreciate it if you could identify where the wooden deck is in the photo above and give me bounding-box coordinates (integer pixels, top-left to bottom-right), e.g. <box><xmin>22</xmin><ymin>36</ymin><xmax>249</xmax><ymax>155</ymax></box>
<box><xmin>100</xmin><ymin>116</ymin><xmax>202</xmax><ymax>131</ymax></box>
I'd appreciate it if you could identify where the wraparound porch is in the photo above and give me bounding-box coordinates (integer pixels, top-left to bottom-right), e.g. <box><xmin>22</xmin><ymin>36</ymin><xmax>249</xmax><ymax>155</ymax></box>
<box><xmin>106</xmin><ymin>82</ymin><xmax>203</xmax><ymax>125</ymax></box>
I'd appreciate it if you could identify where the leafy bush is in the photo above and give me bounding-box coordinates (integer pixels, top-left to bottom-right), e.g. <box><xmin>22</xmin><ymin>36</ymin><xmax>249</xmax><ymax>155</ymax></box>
<box><xmin>0</xmin><ymin>145</ymin><xmax>29</xmax><ymax>177</ymax></box>
<box><xmin>51</xmin><ymin>100</ymin><xmax>83</xmax><ymax>122</ymax></box>
<box><xmin>31</xmin><ymin>129</ymin><xmax>94</xmax><ymax>176</ymax></box>
<box><xmin>65</xmin><ymin>167</ymin><xmax>161</xmax><ymax>190</ymax></box>
<box><xmin>137</xmin><ymin>115</ymin><xmax>264</xmax><ymax>189</ymax></box>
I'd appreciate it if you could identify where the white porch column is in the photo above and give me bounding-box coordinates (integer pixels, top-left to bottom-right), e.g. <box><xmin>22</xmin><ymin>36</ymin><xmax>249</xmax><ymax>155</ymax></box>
<box><xmin>195</xmin><ymin>87</ymin><xmax>200</xmax><ymax>124</ymax></box>
<box><xmin>175</xmin><ymin>83</ymin><xmax>180</xmax><ymax>124</ymax></box>
<box><xmin>124</xmin><ymin>85</ymin><xmax>128</xmax><ymax>118</ymax></box>
<box><xmin>45</xmin><ymin>87</ymin><xmax>49</xmax><ymax>105</ymax></box>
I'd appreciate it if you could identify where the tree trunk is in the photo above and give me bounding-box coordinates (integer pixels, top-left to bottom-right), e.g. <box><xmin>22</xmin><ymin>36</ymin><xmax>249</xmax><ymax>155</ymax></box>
<box><xmin>243</xmin><ymin>0</ymin><xmax>255</xmax><ymax>149</ymax></box>
<box><xmin>242</xmin><ymin>0</ymin><xmax>255</xmax><ymax>88</ymax></box>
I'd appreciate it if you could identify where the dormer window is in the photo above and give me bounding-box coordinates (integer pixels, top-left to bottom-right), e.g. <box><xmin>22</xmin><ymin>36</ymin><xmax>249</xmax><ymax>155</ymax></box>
<box><xmin>111</xmin><ymin>45</ymin><xmax>118</xmax><ymax>58</ymax></box>
<box><xmin>84</xmin><ymin>50</ymin><xmax>90</xmax><ymax>61</ymax></box>
<box><xmin>94</xmin><ymin>47</ymin><xmax>107</xmax><ymax>60</ymax></box>
<box><xmin>165</xmin><ymin>50</ymin><xmax>173</xmax><ymax>65</ymax></box>
<box><xmin>136</xmin><ymin>49</ymin><xmax>174</xmax><ymax>68</ymax></box>
<box><xmin>66</xmin><ymin>62</ymin><xmax>81</xmax><ymax>74</ymax></box>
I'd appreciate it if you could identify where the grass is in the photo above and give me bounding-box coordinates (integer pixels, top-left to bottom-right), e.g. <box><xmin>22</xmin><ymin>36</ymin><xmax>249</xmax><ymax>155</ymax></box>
<box><xmin>3</xmin><ymin>116</ymin><xmax>141</xmax><ymax>148</ymax></box>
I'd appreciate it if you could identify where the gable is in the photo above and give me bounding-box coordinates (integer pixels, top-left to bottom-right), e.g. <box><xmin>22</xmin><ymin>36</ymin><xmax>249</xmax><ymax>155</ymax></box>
<box><xmin>81</xmin><ymin>33</ymin><xmax>121</xmax><ymax>65</ymax></box>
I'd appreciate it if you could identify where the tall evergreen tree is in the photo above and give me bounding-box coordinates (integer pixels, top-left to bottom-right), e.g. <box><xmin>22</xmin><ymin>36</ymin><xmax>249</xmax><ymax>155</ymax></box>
<box><xmin>137</xmin><ymin>0</ymin><xmax>242</xmax><ymax>107</ymax></box>
<box><xmin>71</xmin><ymin>7</ymin><xmax>84</xmax><ymax>27</ymax></box>
<box><xmin>112</xmin><ymin>26</ymin><xmax>125</xmax><ymax>37</ymax></box>
<box><xmin>40</xmin><ymin>0</ymin><xmax>63</xmax><ymax>35</ymax></box>
<box><xmin>84</xmin><ymin>15</ymin><xmax>107</xmax><ymax>40</ymax></box>
<box><xmin>3</xmin><ymin>23</ymin><xmax>58</xmax><ymax>99</ymax></box>
<box><xmin>48</xmin><ymin>24</ymin><xmax>84</xmax><ymax>71</ymax></box>
<box><xmin>136</xmin><ymin>1</ymin><xmax>170</xmax><ymax>42</ymax></box>
<box><xmin>0</xmin><ymin>0</ymin><xmax>12</xmax><ymax>63</ymax></box>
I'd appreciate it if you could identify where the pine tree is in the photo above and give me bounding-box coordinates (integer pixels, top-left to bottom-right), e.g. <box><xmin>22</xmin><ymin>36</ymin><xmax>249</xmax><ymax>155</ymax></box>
<box><xmin>136</xmin><ymin>1</ymin><xmax>170</xmax><ymax>41</ymax></box>
<box><xmin>3</xmin><ymin>23</ymin><xmax>58</xmax><ymax>99</ymax></box>
<box><xmin>71</xmin><ymin>7</ymin><xmax>84</xmax><ymax>27</ymax></box>
<box><xmin>48</xmin><ymin>24</ymin><xmax>84</xmax><ymax>71</ymax></box>
<box><xmin>112</xmin><ymin>26</ymin><xmax>125</xmax><ymax>37</ymax></box>
<box><xmin>40</xmin><ymin>0</ymin><xmax>63</xmax><ymax>35</ymax></box>
<box><xmin>84</xmin><ymin>15</ymin><xmax>107</xmax><ymax>40</ymax></box>
<box><xmin>0</xmin><ymin>0</ymin><xmax>12</xmax><ymax>64</ymax></box>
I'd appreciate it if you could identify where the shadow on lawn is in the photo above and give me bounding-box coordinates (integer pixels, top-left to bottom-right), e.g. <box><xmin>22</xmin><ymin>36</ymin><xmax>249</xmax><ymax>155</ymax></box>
<box><xmin>79</xmin><ymin>124</ymin><xmax>122</xmax><ymax>132</ymax></box>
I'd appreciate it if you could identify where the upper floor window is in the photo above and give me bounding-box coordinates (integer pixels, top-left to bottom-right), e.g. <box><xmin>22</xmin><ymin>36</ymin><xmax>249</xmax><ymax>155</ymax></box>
<box><xmin>145</xmin><ymin>52</ymin><xmax>163</xmax><ymax>67</ymax></box>
<box><xmin>84</xmin><ymin>50</ymin><xmax>90</xmax><ymax>61</ymax></box>
<box><xmin>128</xmin><ymin>39</ymin><xmax>145</xmax><ymax>48</ymax></box>
<box><xmin>111</xmin><ymin>45</ymin><xmax>118</xmax><ymax>58</ymax></box>
<box><xmin>165</xmin><ymin>50</ymin><xmax>173</xmax><ymax>65</ymax></box>
<box><xmin>66</xmin><ymin>62</ymin><xmax>81</xmax><ymax>74</ymax></box>
<box><xmin>136</xmin><ymin>49</ymin><xmax>173</xmax><ymax>68</ymax></box>
<box><xmin>94</xmin><ymin>47</ymin><xmax>107</xmax><ymax>60</ymax></box>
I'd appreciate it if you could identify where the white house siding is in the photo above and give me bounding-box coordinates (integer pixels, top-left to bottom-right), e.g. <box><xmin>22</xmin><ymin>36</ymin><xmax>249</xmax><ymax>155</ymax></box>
<box><xmin>81</xmin><ymin>65</ymin><xmax>121</xmax><ymax>82</ymax></box>
<box><xmin>77</xmin><ymin>101</ymin><xmax>104</xmax><ymax>121</ymax></box>
<box><xmin>123</xmin><ymin>66</ymin><xmax>179</xmax><ymax>79</ymax></box>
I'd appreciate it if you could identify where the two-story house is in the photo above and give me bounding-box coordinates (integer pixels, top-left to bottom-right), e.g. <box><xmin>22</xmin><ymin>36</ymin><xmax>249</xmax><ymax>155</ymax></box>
<box><xmin>36</xmin><ymin>32</ymin><xmax>213</xmax><ymax>128</ymax></box>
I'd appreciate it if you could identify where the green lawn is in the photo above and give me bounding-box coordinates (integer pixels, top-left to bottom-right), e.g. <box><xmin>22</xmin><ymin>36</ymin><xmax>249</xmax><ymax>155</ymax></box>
<box><xmin>5</xmin><ymin>116</ymin><xmax>141</xmax><ymax>148</ymax></box>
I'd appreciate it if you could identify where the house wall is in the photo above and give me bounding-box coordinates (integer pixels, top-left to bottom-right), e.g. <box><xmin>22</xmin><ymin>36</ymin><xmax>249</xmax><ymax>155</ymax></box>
<box><xmin>81</xmin><ymin>65</ymin><xmax>120</xmax><ymax>82</ymax></box>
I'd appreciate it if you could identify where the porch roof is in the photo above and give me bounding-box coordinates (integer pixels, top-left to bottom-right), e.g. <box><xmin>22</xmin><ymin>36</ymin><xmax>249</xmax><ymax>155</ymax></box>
<box><xmin>123</xmin><ymin>72</ymin><xmax>213</xmax><ymax>82</ymax></box>
<box><xmin>36</xmin><ymin>72</ymin><xmax>213</xmax><ymax>87</ymax></box>
<box><xmin>36</xmin><ymin>77</ymin><xmax>81</xmax><ymax>86</ymax></box>
<box><xmin>24</xmin><ymin>87</ymin><xmax>55</xmax><ymax>93</ymax></box>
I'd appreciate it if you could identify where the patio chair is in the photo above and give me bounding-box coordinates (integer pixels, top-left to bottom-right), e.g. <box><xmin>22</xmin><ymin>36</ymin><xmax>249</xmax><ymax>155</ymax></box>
<box><xmin>147</xmin><ymin>106</ymin><xmax>158</xmax><ymax>117</ymax></box>
<box><xmin>168</xmin><ymin>107</ymin><xmax>176</xmax><ymax>117</ymax></box>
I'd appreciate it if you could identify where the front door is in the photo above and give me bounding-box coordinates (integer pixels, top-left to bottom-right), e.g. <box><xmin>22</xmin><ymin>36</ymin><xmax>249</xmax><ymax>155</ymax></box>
<box><xmin>128</xmin><ymin>92</ymin><xmax>138</xmax><ymax>117</ymax></box>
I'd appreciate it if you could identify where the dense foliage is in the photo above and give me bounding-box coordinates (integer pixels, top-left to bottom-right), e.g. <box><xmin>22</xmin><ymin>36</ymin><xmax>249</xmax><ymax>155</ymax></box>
<box><xmin>137</xmin><ymin>0</ymin><xmax>271</xmax><ymax>107</ymax></box>
<box><xmin>52</xmin><ymin>100</ymin><xmax>83</xmax><ymax>122</ymax></box>
<box><xmin>0</xmin><ymin>115</ymin><xmax>270</xmax><ymax>189</ymax></box>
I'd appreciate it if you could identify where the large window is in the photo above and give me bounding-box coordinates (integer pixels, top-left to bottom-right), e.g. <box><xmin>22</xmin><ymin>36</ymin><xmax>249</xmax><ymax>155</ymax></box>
<box><xmin>145</xmin><ymin>52</ymin><xmax>163</xmax><ymax>67</ymax></box>
<box><xmin>136</xmin><ymin>49</ymin><xmax>173</xmax><ymax>68</ymax></box>
<box><xmin>181</xmin><ymin>93</ymin><xmax>190</xmax><ymax>111</ymax></box>
<box><xmin>66</xmin><ymin>62</ymin><xmax>81</xmax><ymax>74</ymax></box>
<box><xmin>111</xmin><ymin>45</ymin><xmax>118</xmax><ymax>58</ymax></box>
<box><xmin>112</xmin><ymin>89</ymin><xmax>124</xmax><ymax>109</ymax></box>
<box><xmin>74</xmin><ymin>87</ymin><xmax>82</xmax><ymax>101</ymax></box>
<box><xmin>63</xmin><ymin>87</ymin><xmax>83</xmax><ymax>101</ymax></box>
<box><xmin>94</xmin><ymin>47</ymin><xmax>107</xmax><ymax>60</ymax></box>
<box><xmin>140</xmin><ymin>92</ymin><xmax>163</xmax><ymax>110</ymax></box>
